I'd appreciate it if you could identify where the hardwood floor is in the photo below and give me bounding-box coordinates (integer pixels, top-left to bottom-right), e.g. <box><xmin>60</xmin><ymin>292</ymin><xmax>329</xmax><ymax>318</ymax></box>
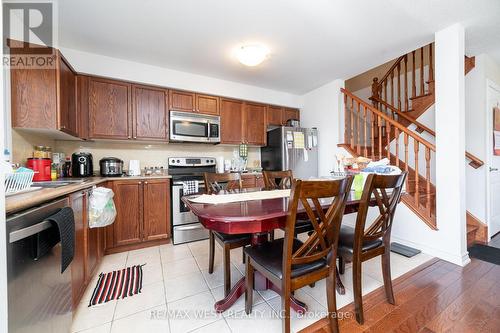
<box><xmin>301</xmin><ymin>258</ymin><xmax>500</xmax><ymax>333</ymax></box>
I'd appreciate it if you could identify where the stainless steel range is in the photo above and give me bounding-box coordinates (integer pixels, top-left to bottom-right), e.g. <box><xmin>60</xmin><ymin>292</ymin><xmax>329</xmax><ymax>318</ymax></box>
<box><xmin>169</xmin><ymin>157</ymin><xmax>216</xmax><ymax>244</ymax></box>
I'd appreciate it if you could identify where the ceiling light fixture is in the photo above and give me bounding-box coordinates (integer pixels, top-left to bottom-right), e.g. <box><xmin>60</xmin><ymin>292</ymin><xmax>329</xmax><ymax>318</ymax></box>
<box><xmin>234</xmin><ymin>44</ymin><xmax>270</xmax><ymax>67</ymax></box>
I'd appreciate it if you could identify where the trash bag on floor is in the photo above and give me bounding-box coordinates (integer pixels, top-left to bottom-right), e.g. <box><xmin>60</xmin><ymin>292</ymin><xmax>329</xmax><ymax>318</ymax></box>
<box><xmin>89</xmin><ymin>187</ymin><xmax>116</xmax><ymax>228</ymax></box>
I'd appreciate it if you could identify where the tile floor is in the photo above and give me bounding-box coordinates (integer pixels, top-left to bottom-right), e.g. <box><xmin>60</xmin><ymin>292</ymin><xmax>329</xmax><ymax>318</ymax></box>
<box><xmin>71</xmin><ymin>239</ymin><xmax>433</xmax><ymax>333</ymax></box>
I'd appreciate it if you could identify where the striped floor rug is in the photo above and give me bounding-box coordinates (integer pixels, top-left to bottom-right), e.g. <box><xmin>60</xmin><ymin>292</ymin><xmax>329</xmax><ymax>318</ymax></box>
<box><xmin>88</xmin><ymin>264</ymin><xmax>145</xmax><ymax>306</ymax></box>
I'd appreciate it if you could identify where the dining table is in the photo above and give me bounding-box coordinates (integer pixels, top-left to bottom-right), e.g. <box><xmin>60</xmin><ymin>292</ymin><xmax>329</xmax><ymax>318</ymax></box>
<box><xmin>182</xmin><ymin>187</ymin><xmax>368</xmax><ymax>314</ymax></box>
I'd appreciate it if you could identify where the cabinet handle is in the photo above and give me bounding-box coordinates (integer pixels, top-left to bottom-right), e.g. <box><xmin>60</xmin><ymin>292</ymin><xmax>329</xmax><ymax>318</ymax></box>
<box><xmin>134</xmin><ymin>136</ymin><xmax>137</xmax><ymax>139</ymax></box>
<box><xmin>60</xmin><ymin>125</ymin><xmax>66</xmax><ymax>129</ymax></box>
<box><xmin>138</xmin><ymin>181</ymin><xmax>142</xmax><ymax>185</ymax></box>
<box><xmin>128</xmin><ymin>136</ymin><xmax>131</xmax><ymax>139</ymax></box>
<box><xmin>144</xmin><ymin>181</ymin><xmax>148</xmax><ymax>185</ymax></box>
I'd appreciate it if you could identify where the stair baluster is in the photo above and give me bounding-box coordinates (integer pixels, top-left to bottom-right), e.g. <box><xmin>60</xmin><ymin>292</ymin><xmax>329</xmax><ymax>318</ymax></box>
<box><xmin>414</xmin><ymin>141</ymin><xmax>420</xmax><ymax>207</ymax></box>
<box><xmin>404</xmin><ymin>55</ymin><xmax>409</xmax><ymax>111</ymax></box>
<box><xmin>412</xmin><ymin>50</ymin><xmax>416</xmax><ymax>98</ymax></box>
<box><xmin>425</xmin><ymin>147</ymin><xmax>432</xmax><ymax>217</ymax></box>
<box><xmin>420</xmin><ymin>46</ymin><xmax>425</xmax><ymax>94</ymax></box>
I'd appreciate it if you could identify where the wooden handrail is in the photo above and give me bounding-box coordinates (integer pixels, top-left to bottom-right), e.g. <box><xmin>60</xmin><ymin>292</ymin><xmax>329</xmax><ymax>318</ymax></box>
<box><xmin>373</xmin><ymin>96</ymin><xmax>484</xmax><ymax>169</ymax></box>
<box><xmin>376</xmin><ymin>55</ymin><xmax>406</xmax><ymax>89</ymax></box>
<box><xmin>341</xmin><ymin>88</ymin><xmax>436</xmax><ymax>151</ymax></box>
<box><xmin>374</xmin><ymin>97</ymin><xmax>435</xmax><ymax>135</ymax></box>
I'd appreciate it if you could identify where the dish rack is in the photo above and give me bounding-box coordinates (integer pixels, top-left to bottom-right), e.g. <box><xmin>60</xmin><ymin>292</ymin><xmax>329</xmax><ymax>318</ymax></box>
<box><xmin>5</xmin><ymin>170</ymin><xmax>35</xmax><ymax>195</ymax></box>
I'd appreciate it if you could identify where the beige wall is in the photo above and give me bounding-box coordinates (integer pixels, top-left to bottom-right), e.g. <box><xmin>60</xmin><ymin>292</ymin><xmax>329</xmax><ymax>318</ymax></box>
<box><xmin>11</xmin><ymin>130</ymin><xmax>55</xmax><ymax>165</ymax></box>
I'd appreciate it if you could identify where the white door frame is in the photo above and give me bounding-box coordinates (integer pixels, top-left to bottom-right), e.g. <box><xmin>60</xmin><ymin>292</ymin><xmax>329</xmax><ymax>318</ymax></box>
<box><xmin>485</xmin><ymin>79</ymin><xmax>500</xmax><ymax>240</ymax></box>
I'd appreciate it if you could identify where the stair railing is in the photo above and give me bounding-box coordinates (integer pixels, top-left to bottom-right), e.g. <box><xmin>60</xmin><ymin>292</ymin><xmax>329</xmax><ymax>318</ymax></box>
<box><xmin>370</xmin><ymin>43</ymin><xmax>434</xmax><ymax>115</ymax></box>
<box><xmin>342</xmin><ymin>88</ymin><xmax>437</xmax><ymax>229</ymax></box>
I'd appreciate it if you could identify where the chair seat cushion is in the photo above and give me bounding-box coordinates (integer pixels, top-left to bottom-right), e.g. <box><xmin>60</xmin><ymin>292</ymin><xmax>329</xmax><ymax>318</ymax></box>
<box><xmin>244</xmin><ymin>238</ymin><xmax>327</xmax><ymax>279</ymax></box>
<box><xmin>213</xmin><ymin>231</ymin><xmax>252</xmax><ymax>244</ymax></box>
<box><xmin>338</xmin><ymin>226</ymin><xmax>383</xmax><ymax>253</ymax></box>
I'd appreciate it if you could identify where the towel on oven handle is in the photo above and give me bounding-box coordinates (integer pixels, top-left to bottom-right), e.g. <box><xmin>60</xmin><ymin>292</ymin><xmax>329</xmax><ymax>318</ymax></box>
<box><xmin>183</xmin><ymin>181</ymin><xmax>199</xmax><ymax>195</ymax></box>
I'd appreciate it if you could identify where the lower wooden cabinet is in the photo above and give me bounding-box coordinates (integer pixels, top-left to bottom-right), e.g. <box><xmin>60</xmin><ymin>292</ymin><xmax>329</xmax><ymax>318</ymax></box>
<box><xmin>106</xmin><ymin>178</ymin><xmax>171</xmax><ymax>251</ymax></box>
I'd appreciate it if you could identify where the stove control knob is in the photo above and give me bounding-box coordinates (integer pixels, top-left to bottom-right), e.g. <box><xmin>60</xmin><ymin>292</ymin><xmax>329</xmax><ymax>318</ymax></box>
<box><xmin>206</xmin><ymin>159</ymin><xmax>209</xmax><ymax>163</ymax></box>
<box><xmin>177</xmin><ymin>159</ymin><xmax>180</xmax><ymax>163</ymax></box>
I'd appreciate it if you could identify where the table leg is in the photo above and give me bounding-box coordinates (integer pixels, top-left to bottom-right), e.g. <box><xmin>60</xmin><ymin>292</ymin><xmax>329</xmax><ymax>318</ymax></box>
<box><xmin>336</xmin><ymin>267</ymin><xmax>346</xmax><ymax>295</ymax></box>
<box><xmin>214</xmin><ymin>278</ymin><xmax>245</xmax><ymax>313</ymax></box>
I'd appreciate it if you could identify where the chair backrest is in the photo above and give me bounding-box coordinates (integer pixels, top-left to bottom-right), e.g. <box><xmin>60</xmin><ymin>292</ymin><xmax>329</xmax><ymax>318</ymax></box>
<box><xmin>283</xmin><ymin>177</ymin><xmax>353</xmax><ymax>270</ymax></box>
<box><xmin>263</xmin><ymin>170</ymin><xmax>293</xmax><ymax>190</ymax></box>
<box><xmin>204</xmin><ymin>172</ymin><xmax>242</xmax><ymax>194</ymax></box>
<box><xmin>354</xmin><ymin>172</ymin><xmax>408</xmax><ymax>250</ymax></box>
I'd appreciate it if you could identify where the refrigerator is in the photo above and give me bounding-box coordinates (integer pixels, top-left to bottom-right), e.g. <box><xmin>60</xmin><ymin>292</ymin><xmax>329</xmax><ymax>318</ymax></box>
<box><xmin>261</xmin><ymin>127</ymin><xmax>319</xmax><ymax>179</ymax></box>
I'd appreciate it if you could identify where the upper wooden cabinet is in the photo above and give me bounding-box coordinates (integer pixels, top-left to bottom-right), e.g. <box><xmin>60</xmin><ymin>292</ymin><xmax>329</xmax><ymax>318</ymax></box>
<box><xmin>169</xmin><ymin>90</ymin><xmax>220</xmax><ymax>115</ymax></box>
<box><xmin>132</xmin><ymin>85</ymin><xmax>169</xmax><ymax>141</ymax></box>
<box><xmin>244</xmin><ymin>103</ymin><xmax>266</xmax><ymax>145</ymax></box>
<box><xmin>88</xmin><ymin>77</ymin><xmax>131</xmax><ymax>139</ymax></box>
<box><xmin>11</xmin><ymin>50</ymin><xmax>78</xmax><ymax>136</ymax></box>
<box><xmin>266</xmin><ymin>106</ymin><xmax>283</xmax><ymax>127</ymax></box>
<box><xmin>282</xmin><ymin>108</ymin><xmax>300</xmax><ymax>125</ymax></box>
<box><xmin>220</xmin><ymin>99</ymin><xmax>244</xmax><ymax>144</ymax></box>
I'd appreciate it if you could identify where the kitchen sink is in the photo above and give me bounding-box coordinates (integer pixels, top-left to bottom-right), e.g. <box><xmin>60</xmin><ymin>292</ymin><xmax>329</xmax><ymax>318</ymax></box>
<box><xmin>33</xmin><ymin>179</ymin><xmax>88</xmax><ymax>188</ymax></box>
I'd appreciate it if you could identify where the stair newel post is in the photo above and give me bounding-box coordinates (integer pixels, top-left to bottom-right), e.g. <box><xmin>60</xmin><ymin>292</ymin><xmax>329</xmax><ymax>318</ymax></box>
<box><xmin>371</xmin><ymin>77</ymin><xmax>379</xmax><ymax>110</ymax></box>
<box><xmin>425</xmin><ymin>146</ymin><xmax>432</xmax><ymax>217</ymax></box>
<box><xmin>357</xmin><ymin>101</ymin><xmax>361</xmax><ymax>155</ymax></box>
<box><xmin>397</xmin><ymin>62</ymin><xmax>401</xmax><ymax>112</ymax></box>
<box><xmin>404</xmin><ymin>133</ymin><xmax>409</xmax><ymax>189</ymax></box>
<box><xmin>384</xmin><ymin>80</ymin><xmax>388</xmax><ymax>114</ymax></box>
<box><xmin>344</xmin><ymin>93</ymin><xmax>348</xmax><ymax>143</ymax></box>
<box><xmin>390</xmin><ymin>71</ymin><xmax>394</xmax><ymax>108</ymax></box>
<box><xmin>395</xmin><ymin>128</ymin><xmax>400</xmax><ymax>168</ymax></box>
<box><xmin>363</xmin><ymin>105</ymin><xmax>368</xmax><ymax>157</ymax></box>
<box><xmin>386</xmin><ymin>123</ymin><xmax>391</xmax><ymax>160</ymax></box>
<box><xmin>420</xmin><ymin>46</ymin><xmax>425</xmax><ymax>95</ymax></box>
<box><xmin>370</xmin><ymin>112</ymin><xmax>376</xmax><ymax>160</ymax></box>
<box><xmin>378</xmin><ymin>115</ymin><xmax>383</xmax><ymax>160</ymax></box>
<box><xmin>350</xmin><ymin>97</ymin><xmax>355</xmax><ymax>148</ymax></box>
<box><xmin>429</xmin><ymin>43</ymin><xmax>434</xmax><ymax>83</ymax></box>
<box><xmin>404</xmin><ymin>55</ymin><xmax>409</xmax><ymax>111</ymax></box>
<box><xmin>412</xmin><ymin>50</ymin><xmax>416</xmax><ymax>99</ymax></box>
<box><xmin>414</xmin><ymin>140</ymin><xmax>420</xmax><ymax>207</ymax></box>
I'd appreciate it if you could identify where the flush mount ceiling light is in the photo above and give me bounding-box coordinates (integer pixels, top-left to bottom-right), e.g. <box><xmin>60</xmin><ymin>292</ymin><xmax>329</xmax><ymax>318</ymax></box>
<box><xmin>234</xmin><ymin>44</ymin><xmax>270</xmax><ymax>67</ymax></box>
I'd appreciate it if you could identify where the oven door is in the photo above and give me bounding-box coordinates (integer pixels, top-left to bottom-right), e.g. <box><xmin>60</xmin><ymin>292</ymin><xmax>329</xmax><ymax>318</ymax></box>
<box><xmin>169</xmin><ymin>111</ymin><xmax>220</xmax><ymax>143</ymax></box>
<box><xmin>172</xmin><ymin>181</ymin><xmax>206</xmax><ymax>226</ymax></box>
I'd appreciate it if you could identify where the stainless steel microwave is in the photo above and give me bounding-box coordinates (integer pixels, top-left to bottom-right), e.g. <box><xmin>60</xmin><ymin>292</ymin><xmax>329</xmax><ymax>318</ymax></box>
<box><xmin>169</xmin><ymin>111</ymin><xmax>220</xmax><ymax>143</ymax></box>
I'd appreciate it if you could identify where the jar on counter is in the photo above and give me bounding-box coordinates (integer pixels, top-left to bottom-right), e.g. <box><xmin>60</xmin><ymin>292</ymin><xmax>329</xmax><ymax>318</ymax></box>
<box><xmin>43</xmin><ymin>146</ymin><xmax>52</xmax><ymax>159</ymax></box>
<box><xmin>33</xmin><ymin>145</ymin><xmax>45</xmax><ymax>158</ymax></box>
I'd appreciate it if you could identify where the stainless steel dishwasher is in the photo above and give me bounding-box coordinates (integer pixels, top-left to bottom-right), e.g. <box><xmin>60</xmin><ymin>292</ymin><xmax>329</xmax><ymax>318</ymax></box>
<box><xmin>6</xmin><ymin>198</ymin><xmax>72</xmax><ymax>333</ymax></box>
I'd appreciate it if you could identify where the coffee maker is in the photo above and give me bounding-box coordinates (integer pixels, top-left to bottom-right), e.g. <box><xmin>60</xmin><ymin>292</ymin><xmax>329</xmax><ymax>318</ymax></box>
<box><xmin>72</xmin><ymin>152</ymin><xmax>93</xmax><ymax>177</ymax></box>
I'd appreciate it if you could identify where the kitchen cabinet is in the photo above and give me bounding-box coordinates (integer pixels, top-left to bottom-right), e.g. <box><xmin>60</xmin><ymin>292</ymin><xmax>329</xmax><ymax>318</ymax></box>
<box><xmin>241</xmin><ymin>173</ymin><xmax>265</xmax><ymax>189</ymax></box>
<box><xmin>11</xmin><ymin>50</ymin><xmax>79</xmax><ymax>136</ymax></box>
<box><xmin>86</xmin><ymin>221</ymin><xmax>100</xmax><ymax>283</ymax></box>
<box><xmin>282</xmin><ymin>108</ymin><xmax>300</xmax><ymax>125</ymax></box>
<box><xmin>169</xmin><ymin>90</ymin><xmax>220</xmax><ymax>115</ymax></box>
<box><xmin>243</xmin><ymin>103</ymin><xmax>266</xmax><ymax>145</ymax></box>
<box><xmin>88</xmin><ymin>77</ymin><xmax>132</xmax><ymax>139</ymax></box>
<box><xmin>107</xmin><ymin>179</ymin><xmax>171</xmax><ymax>250</ymax></box>
<box><xmin>220</xmin><ymin>99</ymin><xmax>244</xmax><ymax>144</ymax></box>
<box><xmin>266</xmin><ymin>106</ymin><xmax>283</xmax><ymax>127</ymax></box>
<box><xmin>132</xmin><ymin>85</ymin><xmax>169</xmax><ymax>141</ymax></box>
<box><xmin>112</xmin><ymin>180</ymin><xmax>143</xmax><ymax>246</ymax></box>
<box><xmin>143</xmin><ymin>179</ymin><xmax>171</xmax><ymax>240</ymax></box>
<box><xmin>70</xmin><ymin>190</ymin><xmax>86</xmax><ymax>309</ymax></box>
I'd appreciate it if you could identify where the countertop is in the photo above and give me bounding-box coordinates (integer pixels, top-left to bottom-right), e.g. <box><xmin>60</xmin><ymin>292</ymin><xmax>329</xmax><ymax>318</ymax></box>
<box><xmin>6</xmin><ymin>175</ymin><xmax>172</xmax><ymax>214</ymax></box>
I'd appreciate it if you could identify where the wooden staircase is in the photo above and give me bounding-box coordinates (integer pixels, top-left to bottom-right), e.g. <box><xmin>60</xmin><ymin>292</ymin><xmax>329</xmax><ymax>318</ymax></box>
<box><xmin>340</xmin><ymin>44</ymin><xmax>486</xmax><ymax>236</ymax></box>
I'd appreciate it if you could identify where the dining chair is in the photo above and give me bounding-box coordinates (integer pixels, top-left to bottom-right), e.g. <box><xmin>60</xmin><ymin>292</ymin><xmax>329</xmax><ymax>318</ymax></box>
<box><xmin>263</xmin><ymin>170</ymin><xmax>315</xmax><ymax>239</ymax></box>
<box><xmin>337</xmin><ymin>172</ymin><xmax>407</xmax><ymax>324</ymax></box>
<box><xmin>244</xmin><ymin>177</ymin><xmax>354</xmax><ymax>333</ymax></box>
<box><xmin>203</xmin><ymin>172</ymin><xmax>252</xmax><ymax>297</ymax></box>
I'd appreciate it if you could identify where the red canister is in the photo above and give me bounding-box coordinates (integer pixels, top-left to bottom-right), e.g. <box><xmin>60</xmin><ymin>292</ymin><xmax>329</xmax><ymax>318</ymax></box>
<box><xmin>27</xmin><ymin>158</ymin><xmax>52</xmax><ymax>181</ymax></box>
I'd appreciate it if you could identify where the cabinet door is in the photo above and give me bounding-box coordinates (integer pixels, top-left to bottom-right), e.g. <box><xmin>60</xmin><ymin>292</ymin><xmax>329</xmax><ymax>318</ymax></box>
<box><xmin>255</xmin><ymin>174</ymin><xmax>265</xmax><ymax>188</ymax></box>
<box><xmin>70</xmin><ymin>191</ymin><xmax>86</xmax><ymax>309</ymax></box>
<box><xmin>58</xmin><ymin>56</ymin><xmax>78</xmax><ymax>136</ymax></box>
<box><xmin>241</xmin><ymin>174</ymin><xmax>257</xmax><ymax>189</ymax></box>
<box><xmin>85</xmin><ymin>190</ymin><xmax>99</xmax><ymax>282</ymax></box>
<box><xmin>89</xmin><ymin>78</ymin><xmax>131</xmax><ymax>139</ymax></box>
<box><xmin>244</xmin><ymin>103</ymin><xmax>266</xmax><ymax>145</ymax></box>
<box><xmin>133</xmin><ymin>85</ymin><xmax>168</xmax><ymax>141</ymax></box>
<box><xmin>76</xmin><ymin>75</ymin><xmax>90</xmax><ymax>139</ymax></box>
<box><xmin>143</xmin><ymin>179</ymin><xmax>170</xmax><ymax>241</ymax></box>
<box><xmin>11</xmin><ymin>67</ymin><xmax>57</xmax><ymax>129</ymax></box>
<box><xmin>169</xmin><ymin>90</ymin><xmax>195</xmax><ymax>112</ymax></box>
<box><xmin>266</xmin><ymin>106</ymin><xmax>283</xmax><ymax>127</ymax></box>
<box><xmin>282</xmin><ymin>108</ymin><xmax>300</xmax><ymax>125</ymax></box>
<box><xmin>196</xmin><ymin>94</ymin><xmax>219</xmax><ymax>115</ymax></box>
<box><xmin>112</xmin><ymin>180</ymin><xmax>143</xmax><ymax>247</ymax></box>
<box><xmin>220</xmin><ymin>99</ymin><xmax>244</xmax><ymax>144</ymax></box>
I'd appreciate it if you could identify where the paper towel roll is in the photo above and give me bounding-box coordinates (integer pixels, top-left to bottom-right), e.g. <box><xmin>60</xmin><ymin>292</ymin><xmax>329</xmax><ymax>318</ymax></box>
<box><xmin>217</xmin><ymin>156</ymin><xmax>224</xmax><ymax>173</ymax></box>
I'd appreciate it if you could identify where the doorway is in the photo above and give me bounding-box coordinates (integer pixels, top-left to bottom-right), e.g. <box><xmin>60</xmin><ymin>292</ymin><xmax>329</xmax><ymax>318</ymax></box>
<box><xmin>487</xmin><ymin>80</ymin><xmax>500</xmax><ymax>239</ymax></box>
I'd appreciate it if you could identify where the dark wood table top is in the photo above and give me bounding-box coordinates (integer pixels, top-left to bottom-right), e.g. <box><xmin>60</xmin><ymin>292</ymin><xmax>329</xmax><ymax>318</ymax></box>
<box><xmin>182</xmin><ymin>188</ymin><xmax>364</xmax><ymax>234</ymax></box>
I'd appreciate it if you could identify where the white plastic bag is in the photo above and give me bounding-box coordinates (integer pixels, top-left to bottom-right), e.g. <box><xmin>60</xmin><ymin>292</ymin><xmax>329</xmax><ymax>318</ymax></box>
<box><xmin>89</xmin><ymin>187</ymin><xmax>117</xmax><ymax>228</ymax></box>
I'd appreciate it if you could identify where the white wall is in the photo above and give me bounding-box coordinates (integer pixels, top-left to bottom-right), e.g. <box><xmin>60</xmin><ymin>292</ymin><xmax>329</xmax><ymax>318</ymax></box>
<box><xmin>300</xmin><ymin>79</ymin><xmax>345</xmax><ymax>176</ymax></box>
<box><xmin>60</xmin><ymin>47</ymin><xmax>302</xmax><ymax>108</ymax></box>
